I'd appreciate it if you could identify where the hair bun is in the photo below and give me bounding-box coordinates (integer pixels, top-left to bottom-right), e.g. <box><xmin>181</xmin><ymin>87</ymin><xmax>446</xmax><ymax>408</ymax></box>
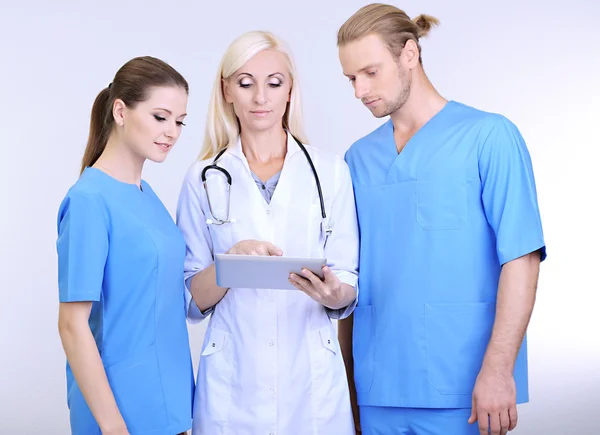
<box><xmin>413</xmin><ymin>14</ymin><xmax>440</xmax><ymax>37</ymax></box>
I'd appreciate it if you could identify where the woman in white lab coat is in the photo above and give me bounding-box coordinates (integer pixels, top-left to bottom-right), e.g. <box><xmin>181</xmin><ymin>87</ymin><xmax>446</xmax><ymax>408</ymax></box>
<box><xmin>176</xmin><ymin>30</ymin><xmax>359</xmax><ymax>435</ymax></box>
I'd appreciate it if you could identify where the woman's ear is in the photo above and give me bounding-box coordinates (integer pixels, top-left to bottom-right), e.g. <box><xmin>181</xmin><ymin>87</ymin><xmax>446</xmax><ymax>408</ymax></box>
<box><xmin>222</xmin><ymin>78</ymin><xmax>233</xmax><ymax>104</ymax></box>
<box><xmin>112</xmin><ymin>99</ymin><xmax>126</xmax><ymax>127</ymax></box>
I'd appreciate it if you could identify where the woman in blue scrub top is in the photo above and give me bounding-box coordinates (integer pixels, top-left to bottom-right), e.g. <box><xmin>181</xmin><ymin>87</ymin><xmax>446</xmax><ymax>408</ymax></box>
<box><xmin>56</xmin><ymin>56</ymin><xmax>194</xmax><ymax>435</ymax></box>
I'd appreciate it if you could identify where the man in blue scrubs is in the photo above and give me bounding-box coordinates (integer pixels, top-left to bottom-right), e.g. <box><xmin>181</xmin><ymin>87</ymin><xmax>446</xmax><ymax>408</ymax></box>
<box><xmin>336</xmin><ymin>4</ymin><xmax>546</xmax><ymax>435</ymax></box>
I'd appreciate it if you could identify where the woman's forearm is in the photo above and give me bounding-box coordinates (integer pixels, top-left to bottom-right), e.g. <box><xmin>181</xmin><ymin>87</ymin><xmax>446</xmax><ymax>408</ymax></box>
<box><xmin>326</xmin><ymin>283</ymin><xmax>357</xmax><ymax>310</ymax></box>
<box><xmin>189</xmin><ymin>264</ymin><xmax>229</xmax><ymax>312</ymax></box>
<box><xmin>58</xmin><ymin>303</ymin><xmax>127</xmax><ymax>434</ymax></box>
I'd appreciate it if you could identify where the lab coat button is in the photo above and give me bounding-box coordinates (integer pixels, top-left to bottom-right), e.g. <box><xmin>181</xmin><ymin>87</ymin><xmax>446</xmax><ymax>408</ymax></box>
<box><xmin>266</xmin><ymin>209</ymin><xmax>271</xmax><ymax>215</ymax></box>
<box><xmin>269</xmin><ymin>341</ymin><xmax>275</xmax><ymax>347</ymax></box>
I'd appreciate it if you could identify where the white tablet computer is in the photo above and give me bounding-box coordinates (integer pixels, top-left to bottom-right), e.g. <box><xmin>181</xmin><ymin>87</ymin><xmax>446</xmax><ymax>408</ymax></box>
<box><xmin>215</xmin><ymin>254</ymin><xmax>327</xmax><ymax>290</ymax></box>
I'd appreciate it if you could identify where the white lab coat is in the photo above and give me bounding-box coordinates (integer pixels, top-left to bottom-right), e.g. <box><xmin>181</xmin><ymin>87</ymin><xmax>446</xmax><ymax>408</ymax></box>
<box><xmin>176</xmin><ymin>133</ymin><xmax>359</xmax><ymax>435</ymax></box>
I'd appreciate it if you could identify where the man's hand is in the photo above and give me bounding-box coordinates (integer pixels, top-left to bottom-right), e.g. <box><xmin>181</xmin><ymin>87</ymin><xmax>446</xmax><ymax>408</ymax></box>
<box><xmin>289</xmin><ymin>266</ymin><xmax>355</xmax><ymax>310</ymax></box>
<box><xmin>469</xmin><ymin>366</ymin><xmax>518</xmax><ymax>435</ymax></box>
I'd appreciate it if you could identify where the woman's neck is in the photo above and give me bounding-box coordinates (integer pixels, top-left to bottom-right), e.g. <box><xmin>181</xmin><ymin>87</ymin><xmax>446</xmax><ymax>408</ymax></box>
<box><xmin>94</xmin><ymin>136</ymin><xmax>144</xmax><ymax>187</ymax></box>
<box><xmin>240</xmin><ymin>127</ymin><xmax>287</xmax><ymax>164</ymax></box>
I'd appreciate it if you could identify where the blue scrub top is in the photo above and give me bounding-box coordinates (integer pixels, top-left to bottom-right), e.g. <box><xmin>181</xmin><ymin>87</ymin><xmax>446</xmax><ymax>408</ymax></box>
<box><xmin>345</xmin><ymin>101</ymin><xmax>546</xmax><ymax>409</ymax></box>
<box><xmin>56</xmin><ymin>167</ymin><xmax>194</xmax><ymax>434</ymax></box>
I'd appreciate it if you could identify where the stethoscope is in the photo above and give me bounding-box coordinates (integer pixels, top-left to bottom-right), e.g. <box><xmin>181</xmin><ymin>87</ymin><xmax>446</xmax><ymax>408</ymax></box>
<box><xmin>201</xmin><ymin>134</ymin><xmax>332</xmax><ymax>239</ymax></box>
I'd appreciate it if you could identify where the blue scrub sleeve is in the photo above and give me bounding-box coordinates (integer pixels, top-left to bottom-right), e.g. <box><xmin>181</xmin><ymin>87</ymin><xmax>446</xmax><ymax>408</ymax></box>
<box><xmin>176</xmin><ymin>167</ymin><xmax>216</xmax><ymax>323</ymax></box>
<box><xmin>478</xmin><ymin>116</ymin><xmax>546</xmax><ymax>265</ymax></box>
<box><xmin>56</xmin><ymin>191</ymin><xmax>109</xmax><ymax>302</ymax></box>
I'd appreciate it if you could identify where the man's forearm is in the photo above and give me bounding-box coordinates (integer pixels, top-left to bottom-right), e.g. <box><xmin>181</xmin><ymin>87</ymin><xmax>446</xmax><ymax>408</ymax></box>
<box><xmin>482</xmin><ymin>250</ymin><xmax>541</xmax><ymax>374</ymax></box>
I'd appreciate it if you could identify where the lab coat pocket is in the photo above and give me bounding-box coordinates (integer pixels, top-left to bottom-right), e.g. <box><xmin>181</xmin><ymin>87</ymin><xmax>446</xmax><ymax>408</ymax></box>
<box><xmin>352</xmin><ymin>305</ymin><xmax>375</xmax><ymax>394</ymax></box>
<box><xmin>308</xmin><ymin>325</ymin><xmax>346</xmax><ymax>420</ymax></box>
<box><xmin>308</xmin><ymin>325</ymin><xmax>339</xmax><ymax>376</ymax></box>
<box><xmin>425</xmin><ymin>302</ymin><xmax>495</xmax><ymax>395</ymax></box>
<box><xmin>104</xmin><ymin>343</ymin><xmax>168</xmax><ymax>432</ymax></box>
<box><xmin>198</xmin><ymin>327</ymin><xmax>234</xmax><ymax>425</ymax></box>
<box><xmin>416</xmin><ymin>177</ymin><xmax>467</xmax><ymax>230</ymax></box>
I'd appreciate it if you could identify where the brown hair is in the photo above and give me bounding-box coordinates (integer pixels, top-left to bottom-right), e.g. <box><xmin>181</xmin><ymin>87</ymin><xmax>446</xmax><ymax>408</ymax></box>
<box><xmin>337</xmin><ymin>3</ymin><xmax>439</xmax><ymax>64</ymax></box>
<box><xmin>80</xmin><ymin>56</ymin><xmax>189</xmax><ymax>174</ymax></box>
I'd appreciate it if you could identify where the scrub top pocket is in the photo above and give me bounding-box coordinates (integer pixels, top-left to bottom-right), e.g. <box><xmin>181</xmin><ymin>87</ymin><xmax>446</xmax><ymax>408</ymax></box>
<box><xmin>425</xmin><ymin>302</ymin><xmax>495</xmax><ymax>395</ymax></box>
<box><xmin>417</xmin><ymin>177</ymin><xmax>468</xmax><ymax>231</ymax></box>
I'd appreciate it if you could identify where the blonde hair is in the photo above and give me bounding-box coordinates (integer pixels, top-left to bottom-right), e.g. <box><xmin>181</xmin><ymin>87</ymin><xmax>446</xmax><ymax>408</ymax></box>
<box><xmin>198</xmin><ymin>30</ymin><xmax>308</xmax><ymax>161</ymax></box>
<box><xmin>337</xmin><ymin>3</ymin><xmax>439</xmax><ymax>64</ymax></box>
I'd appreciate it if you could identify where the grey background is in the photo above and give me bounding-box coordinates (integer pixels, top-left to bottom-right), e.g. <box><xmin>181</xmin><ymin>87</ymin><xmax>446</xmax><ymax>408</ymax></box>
<box><xmin>1</xmin><ymin>0</ymin><xmax>598</xmax><ymax>433</ymax></box>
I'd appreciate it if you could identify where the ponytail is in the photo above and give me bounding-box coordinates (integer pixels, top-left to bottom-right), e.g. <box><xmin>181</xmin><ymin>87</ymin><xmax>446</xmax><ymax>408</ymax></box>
<box><xmin>80</xmin><ymin>86</ymin><xmax>113</xmax><ymax>174</ymax></box>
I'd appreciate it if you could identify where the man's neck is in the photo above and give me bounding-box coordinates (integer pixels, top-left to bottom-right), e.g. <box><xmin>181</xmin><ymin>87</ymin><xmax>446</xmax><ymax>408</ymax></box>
<box><xmin>391</xmin><ymin>92</ymin><xmax>447</xmax><ymax>134</ymax></box>
<box><xmin>389</xmin><ymin>72</ymin><xmax>448</xmax><ymax>153</ymax></box>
